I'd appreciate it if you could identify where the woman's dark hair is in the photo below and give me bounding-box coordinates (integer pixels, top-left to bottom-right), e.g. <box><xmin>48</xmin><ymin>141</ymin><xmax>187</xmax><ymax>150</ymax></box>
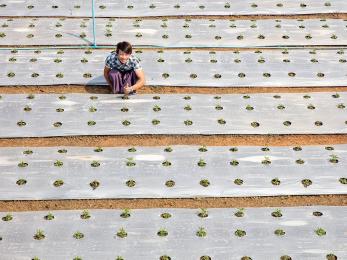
<box><xmin>116</xmin><ymin>41</ymin><xmax>132</xmax><ymax>54</ymax></box>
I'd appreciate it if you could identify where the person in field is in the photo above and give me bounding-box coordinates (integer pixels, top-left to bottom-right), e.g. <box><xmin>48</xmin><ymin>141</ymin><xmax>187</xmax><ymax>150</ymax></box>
<box><xmin>104</xmin><ymin>41</ymin><xmax>146</xmax><ymax>95</ymax></box>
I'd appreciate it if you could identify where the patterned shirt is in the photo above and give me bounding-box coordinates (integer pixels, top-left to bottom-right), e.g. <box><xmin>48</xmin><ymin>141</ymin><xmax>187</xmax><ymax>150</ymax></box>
<box><xmin>104</xmin><ymin>51</ymin><xmax>142</xmax><ymax>72</ymax></box>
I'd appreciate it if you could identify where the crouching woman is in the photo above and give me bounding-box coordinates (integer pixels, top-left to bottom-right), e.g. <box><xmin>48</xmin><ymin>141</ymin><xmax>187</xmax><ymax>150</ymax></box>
<box><xmin>104</xmin><ymin>41</ymin><xmax>145</xmax><ymax>95</ymax></box>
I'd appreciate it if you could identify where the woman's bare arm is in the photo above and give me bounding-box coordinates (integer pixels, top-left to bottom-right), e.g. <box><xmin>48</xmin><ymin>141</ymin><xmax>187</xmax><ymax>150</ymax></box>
<box><xmin>103</xmin><ymin>66</ymin><xmax>112</xmax><ymax>90</ymax></box>
<box><xmin>131</xmin><ymin>69</ymin><xmax>146</xmax><ymax>91</ymax></box>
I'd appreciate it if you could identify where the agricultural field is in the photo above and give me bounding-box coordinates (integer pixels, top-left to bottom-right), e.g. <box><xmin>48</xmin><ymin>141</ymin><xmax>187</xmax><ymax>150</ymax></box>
<box><xmin>0</xmin><ymin>1</ymin><xmax>346</xmax><ymax>259</ymax></box>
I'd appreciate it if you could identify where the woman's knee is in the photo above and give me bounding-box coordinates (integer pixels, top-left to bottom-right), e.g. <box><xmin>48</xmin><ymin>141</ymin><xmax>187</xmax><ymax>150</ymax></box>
<box><xmin>109</xmin><ymin>69</ymin><xmax>121</xmax><ymax>76</ymax></box>
<box><xmin>108</xmin><ymin>69</ymin><xmax>119</xmax><ymax>82</ymax></box>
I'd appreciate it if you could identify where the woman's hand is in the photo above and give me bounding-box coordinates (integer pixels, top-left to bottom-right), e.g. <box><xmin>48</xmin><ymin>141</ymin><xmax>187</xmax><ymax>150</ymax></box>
<box><xmin>124</xmin><ymin>84</ymin><xmax>134</xmax><ymax>95</ymax></box>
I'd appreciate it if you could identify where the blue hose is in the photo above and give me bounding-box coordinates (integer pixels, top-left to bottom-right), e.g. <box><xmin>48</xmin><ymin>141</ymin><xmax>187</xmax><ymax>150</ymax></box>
<box><xmin>91</xmin><ymin>0</ymin><xmax>97</xmax><ymax>48</ymax></box>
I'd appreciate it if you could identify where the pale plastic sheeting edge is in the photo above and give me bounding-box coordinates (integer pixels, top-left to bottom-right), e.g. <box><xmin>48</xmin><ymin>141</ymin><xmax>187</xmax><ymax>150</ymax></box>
<box><xmin>0</xmin><ymin>207</ymin><xmax>346</xmax><ymax>259</ymax></box>
<box><xmin>0</xmin><ymin>93</ymin><xmax>347</xmax><ymax>137</ymax></box>
<box><xmin>0</xmin><ymin>145</ymin><xmax>346</xmax><ymax>200</ymax></box>
<box><xmin>0</xmin><ymin>48</ymin><xmax>347</xmax><ymax>87</ymax></box>
<box><xmin>0</xmin><ymin>18</ymin><xmax>347</xmax><ymax>47</ymax></box>
<box><xmin>1</xmin><ymin>93</ymin><xmax>347</xmax><ymax>137</ymax></box>
<box><xmin>0</xmin><ymin>0</ymin><xmax>346</xmax><ymax>16</ymax></box>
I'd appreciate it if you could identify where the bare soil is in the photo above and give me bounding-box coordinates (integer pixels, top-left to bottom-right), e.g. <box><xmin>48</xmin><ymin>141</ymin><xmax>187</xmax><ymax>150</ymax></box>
<box><xmin>0</xmin><ymin>134</ymin><xmax>347</xmax><ymax>148</ymax></box>
<box><xmin>1</xmin><ymin>195</ymin><xmax>346</xmax><ymax>212</ymax></box>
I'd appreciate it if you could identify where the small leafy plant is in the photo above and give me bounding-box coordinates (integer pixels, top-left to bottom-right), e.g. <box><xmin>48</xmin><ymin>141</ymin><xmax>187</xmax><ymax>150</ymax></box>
<box><xmin>33</xmin><ymin>229</ymin><xmax>45</xmax><ymax>240</ymax></box>
<box><xmin>184</xmin><ymin>120</ymin><xmax>193</xmax><ymax>126</ymax></box>
<box><xmin>161</xmin><ymin>212</ymin><xmax>171</xmax><ymax>219</ymax></box>
<box><xmin>197</xmin><ymin>159</ymin><xmax>206</xmax><ymax>167</ymax></box>
<box><xmin>94</xmin><ymin>147</ymin><xmax>103</xmax><ymax>152</ymax></box>
<box><xmin>251</xmin><ymin>121</ymin><xmax>260</xmax><ymax>127</ymax></box>
<box><xmin>295</xmin><ymin>158</ymin><xmax>305</xmax><ymax>164</ymax></box>
<box><xmin>73</xmin><ymin>231</ymin><xmax>84</xmax><ymax>239</ymax></box>
<box><xmin>44</xmin><ymin>213</ymin><xmax>55</xmax><ymax>220</ymax></box>
<box><xmin>91</xmin><ymin>160</ymin><xmax>100</xmax><ymax>167</ymax></box>
<box><xmin>157</xmin><ymin>228</ymin><xmax>168</xmax><ymax>237</ymax></box>
<box><xmin>165</xmin><ymin>180</ymin><xmax>175</xmax><ymax>187</ymax></box>
<box><xmin>230</xmin><ymin>159</ymin><xmax>239</xmax><ymax>166</ymax></box>
<box><xmin>122</xmin><ymin>120</ymin><xmax>131</xmax><ymax>126</ymax></box>
<box><xmin>301</xmin><ymin>179</ymin><xmax>312</xmax><ymax>187</ymax></box>
<box><xmin>196</xmin><ymin>227</ymin><xmax>207</xmax><ymax>237</ymax></box>
<box><xmin>162</xmin><ymin>160</ymin><xmax>172</xmax><ymax>166</ymax></box>
<box><xmin>2</xmin><ymin>214</ymin><xmax>13</xmax><ymax>221</ymax></box>
<box><xmin>215</xmin><ymin>104</ymin><xmax>223</xmax><ymax>110</ymax></box>
<box><xmin>7</xmin><ymin>72</ymin><xmax>15</xmax><ymax>77</ymax></box>
<box><xmin>89</xmin><ymin>180</ymin><xmax>100</xmax><ymax>190</ymax></box>
<box><xmin>126</xmin><ymin>179</ymin><xmax>136</xmax><ymax>187</ymax></box>
<box><xmin>246</xmin><ymin>105</ymin><xmax>254</xmax><ymax>111</ymax></box>
<box><xmin>234</xmin><ymin>229</ymin><xmax>246</xmax><ymax>237</ymax></box>
<box><xmin>271</xmin><ymin>178</ymin><xmax>281</xmax><ymax>185</ymax></box>
<box><xmin>184</xmin><ymin>105</ymin><xmax>192</xmax><ymax>111</ymax></box>
<box><xmin>234</xmin><ymin>208</ymin><xmax>245</xmax><ymax>217</ymax></box>
<box><xmin>329</xmin><ymin>154</ymin><xmax>338</xmax><ymax>163</ymax></box>
<box><xmin>339</xmin><ymin>177</ymin><xmax>347</xmax><ymax>184</ymax></box>
<box><xmin>120</xmin><ymin>208</ymin><xmax>131</xmax><ymax>218</ymax></box>
<box><xmin>198</xmin><ymin>208</ymin><xmax>208</xmax><ymax>218</ymax></box>
<box><xmin>164</xmin><ymin>147</ymin><xmax>173</xmax><ymax>152</ymax></box>
<box><xmin>152</xmin><ymin>119</ymin><xmax>160</xmax><ymax>125</ymax></box>
<box><xmin>26</xmin><ymin>94</ymin><xmax>35</xmax><ymax>99</ymax></box>
<box><xmin>271</xmin><ymin>209</ymin><xmax>283</xmax><ymax>218</ymax></box>
<box><xmin>234</xmin><ymin>178</ymin><xmax>243</xmax><ymax>185</ymax></box>
<box><xmin>274</xmin><ymin>229</ymin><xmax>285</xmax><ymax>236</ymax></box>
<box><xmin>153</xmin><ymin>105</ymin><xmax>161</xmax><ymax>112</ymax></box>
<box><xmin>313</xmin><ymin>211</ymin><xmax>323</xmax><ymax>217</ymax></box>
<box><xmin>315</xmin><ymin>227</ymin><xmax>326</xmax><ymax>236</ymax></box>
<box><xmin>18</xmin><ymin>161</ymin><xmax>28</xmax><ymax>167</ymax></box>
<box><xmin>116</xmin><ymin>228</ymin><xmax>127</xmax><ymax>238</ymax></box>
<box><xmin>89</xmin><ymin>106</ymin><xmax>97</xmax><ymax>112</ymax></box>
<box><xmin>128</xmin><ymin>147</ymin><xmax>136</xmax><ymax>152</ymax></box>
<box><xmin>17</xmin><ymin>120</ymin><xmax>26</xmax><ymax>127</ymax></box>
<box><xmin>261</xmin><ymin>156</ymin><xmax>271</xmax><ymax>165</ymax></box>
<box><xmin>54</xmin><ymin>160</ymin><xmax>63</xmax><ymax>167</ymax></box>
<box><xmin>53</xmin><ymin>179</ymin><xmax>64</xmax><ymax>187</ymax></box>
<box><xmin>198</xmin><ymin>146</ymin><xmax>208</xmax><ymax>152</ymax></box>
<box><xmin>315</xmin><ymin>121</ymin><xmax>323</xmax><ymax>126</ymax></box>
<box><xmin>16</xmin><ymin>179</ymin><xmax>27</xmax><ymax>186</ymax></box>
<box><xmin>126</xmin><ymin>158</ymin><xmax>136</xmax><ymax>167</ymax></box>
<box><xmin>217</xmin><ymin>118</ymin><xmax>226</xmax><ymax>125</ymax></box>
<box><xmin>80</xmin><ymin>210</ymin><xmax>91</xmax><ymax>219</ymax></box>
<box><xmin>200</xmin><ymin>179</ymin><xmax>210</xmax><ymax>187</ymax></box>
<box><xmin>53</xmin><ymin>122</ymin><xmax>62</xmax><ymax>127</ymax></box>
